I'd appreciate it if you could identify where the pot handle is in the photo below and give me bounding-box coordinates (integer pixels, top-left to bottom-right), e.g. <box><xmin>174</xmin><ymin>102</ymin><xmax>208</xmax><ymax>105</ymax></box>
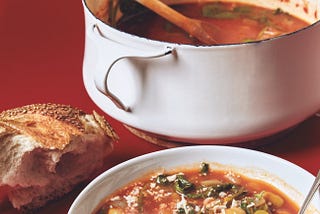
<box><xmin>90</xmin><ymin>24</ymin><xmax>174</xmax><ymax>112</ymax></box>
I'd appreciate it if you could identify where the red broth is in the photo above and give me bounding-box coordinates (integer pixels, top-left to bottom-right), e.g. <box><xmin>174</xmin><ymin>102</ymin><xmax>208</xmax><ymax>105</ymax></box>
<box><xmin>117</xmin><ymin>2</ymin><xmax>309</xmax><ymax>45</ymax></box>
<box><xmin>94</xmin><ymin>163</ymin><xmax>299</xmax><ymax>214</ymax></box>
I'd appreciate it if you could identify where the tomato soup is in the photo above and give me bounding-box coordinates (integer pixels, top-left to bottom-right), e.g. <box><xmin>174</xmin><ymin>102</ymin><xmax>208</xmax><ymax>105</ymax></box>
<box><xmin>94</xmin><ymin>163</ymin><xmax>299</xmax><ymax>214</ymax></box>
<box><xmin>117</xmin><ymin>2</ymin><xmax>309</xmax><ymax>45</ymax></box>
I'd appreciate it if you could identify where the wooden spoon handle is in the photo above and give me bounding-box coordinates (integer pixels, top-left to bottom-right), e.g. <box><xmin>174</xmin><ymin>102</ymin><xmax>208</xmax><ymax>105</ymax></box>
<box><xmin>135</xmin><ymin>0</ymin><xmax>217</xmax><ymax>45</ymax></box>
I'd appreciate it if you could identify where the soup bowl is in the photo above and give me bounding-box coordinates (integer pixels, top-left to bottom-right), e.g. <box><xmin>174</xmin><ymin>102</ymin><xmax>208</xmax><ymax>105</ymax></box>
<box><xmin>82</xmin><ymin>0</ymin><xmax>320</xmax><ymax>144</ymax></box>
<box><xmin>68</xmin><ymin>146</ymin><xmax>320</xmax><ymax>213</ymax></box>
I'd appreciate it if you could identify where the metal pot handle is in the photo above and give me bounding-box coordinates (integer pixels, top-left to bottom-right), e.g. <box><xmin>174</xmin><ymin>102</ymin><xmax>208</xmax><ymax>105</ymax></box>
<box><xmin>90</xmin><ymin>24</ymin><xmax>174</xmax><ymax>112</ymax></box>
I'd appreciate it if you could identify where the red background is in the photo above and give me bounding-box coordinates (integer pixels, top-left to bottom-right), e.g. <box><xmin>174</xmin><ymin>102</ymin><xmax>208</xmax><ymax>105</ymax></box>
<box><xmin>0</xmin><ymin>0</ymin><xmax>319</xmax><ymax>213</ymax></box>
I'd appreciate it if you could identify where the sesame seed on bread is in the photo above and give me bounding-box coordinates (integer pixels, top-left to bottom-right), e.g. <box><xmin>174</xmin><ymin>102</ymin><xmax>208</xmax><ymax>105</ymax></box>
<box><xmin>0</xmin><ymin>103</ymin><xmax>118</xmax><ymax>212</ymax></box>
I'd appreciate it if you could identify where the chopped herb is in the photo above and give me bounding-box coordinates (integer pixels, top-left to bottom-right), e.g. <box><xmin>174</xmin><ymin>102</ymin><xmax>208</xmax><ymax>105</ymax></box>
<box><xmin>200</xmin><ymin>162</ymin><xmax>209</xmax><ymax>174</ymax></box>
<box><xmin>186</xmin><ymin>205</ymin><xmax>197</xmax><ymax>214</ymax></box>
<box><xmin>203</xmin><ymin>4</ymin><xmax>253</xmax><ymax>19</ymax></box>
<box><xmin>233</xmin><ymin>6</ymin><xmax>252</xmax><ymax>14</ymax></box>
<box><xmin>176</xmin><ymin>204</ymin><xmax>197</xmax><ymax>214</ymax></box>
<box><xmin>185</xmin><ymin>192</ymin><xmax>204</xmax><ymax>199</ymax></box>
<box><xmin>156</xmin><ymin>174</ymin><xmax>169</xmax><ymax>185</ymax></box>
<box><xmin>202</xmin><ymin>3</ymin><xmax>226</xmax><ymax>17</ymax></box>
<box><xmin>213</xmin><ymin>11</ymin><xmax>238</xmax><ymax>19</ymax></box>
<box><xmin>137</xmin><ymin>196</ymin><xmax>144</xmax><ymax>212</ymax></box>
<box><xmin>206</xmin><ymin>183</ymin><xmax>233</xmax><ymax>197</ymax></box>
<box><xmin>202</xmin><ymin>3</ymin><xmax>238</xmax><ymax>19</ymax></box>
<box><xmin>240</xmin><ymin>201</ymin><xmax>248</xmax><ymax>210</ymax></box>
<box><xmin>174</xmin><ymin>175</ymin><xmax>194</xmax><ymax>194</ymax></box>
<box><xmin>274</xmin><ymin>8</ymin><xmax>285</xmax><ymax>15</ymax></box>
<box><xmin>255</xmin><ymin>191</ymin><xmax>265</xmax><ymax>199</ymax></box>
<box><xmin>231</xmin><ymin>185</ymin><xmax>248</xmax><ymax>199</ymax></box>
<box><xmin>176</xmin><ymin>207</ymin><xmax>186</xmax><ymax>214</ymax></box>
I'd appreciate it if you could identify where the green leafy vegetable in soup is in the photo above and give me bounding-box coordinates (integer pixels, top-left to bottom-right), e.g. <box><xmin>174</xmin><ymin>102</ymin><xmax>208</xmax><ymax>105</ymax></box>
<box><xmin>94</xmin><ymin>163</ymin><xmax>299</xmax><ymax>214</ymax></box>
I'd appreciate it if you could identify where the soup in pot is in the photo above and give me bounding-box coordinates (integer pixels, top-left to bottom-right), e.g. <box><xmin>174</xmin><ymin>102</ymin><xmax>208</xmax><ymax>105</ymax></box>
<box><xmin>116</xmin><ymin>1</ymin><xmax>310</xmax><ymax>45</ymax></box>
<box><xmin>94</xmin><ymin>163</ymin><xmax>299</xmax><ymax>214</ymax></box>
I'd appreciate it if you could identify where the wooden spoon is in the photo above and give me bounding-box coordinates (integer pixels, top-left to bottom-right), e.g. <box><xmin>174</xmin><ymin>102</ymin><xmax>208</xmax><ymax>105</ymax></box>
<box><xmin>135</xmin><ymin>0</ymin><xmax>218</xmax><ymax>45</ymax></box>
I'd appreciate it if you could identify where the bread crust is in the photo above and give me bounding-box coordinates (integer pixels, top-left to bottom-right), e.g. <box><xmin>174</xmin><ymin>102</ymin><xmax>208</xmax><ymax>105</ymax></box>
<box><xmin>0</xmin><ymin>103</ymin><xmax>118</xmax><ymax>150</ymax></box>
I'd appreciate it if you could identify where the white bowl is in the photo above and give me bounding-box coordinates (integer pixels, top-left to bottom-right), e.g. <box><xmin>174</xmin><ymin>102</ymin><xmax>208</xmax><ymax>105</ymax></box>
<box><xmin>68</xmin><ymin>146</ymin><xmax>320</xmax><ymax>213</ymax></box>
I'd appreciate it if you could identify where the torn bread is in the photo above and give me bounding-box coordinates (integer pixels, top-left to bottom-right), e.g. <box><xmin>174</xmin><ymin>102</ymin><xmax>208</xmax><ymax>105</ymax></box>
<box><xmin>0</xmin><ymin>103</ymin><xmax>118</xmax><ymax>212</ymax></box>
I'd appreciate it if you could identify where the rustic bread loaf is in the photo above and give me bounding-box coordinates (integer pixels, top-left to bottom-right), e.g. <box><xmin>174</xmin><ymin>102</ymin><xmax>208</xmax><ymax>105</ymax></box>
<box><xmin>0</xmin><ymin>103</ymin><xmax>118</xmax><ymax>212</ymax></box>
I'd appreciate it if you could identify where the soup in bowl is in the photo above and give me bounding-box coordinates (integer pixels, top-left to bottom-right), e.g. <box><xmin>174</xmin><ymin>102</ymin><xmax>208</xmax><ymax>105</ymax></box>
<box><xmin>68</xmin><ymin>146</ymin><xmax>320</xmax><ymax>214</ymax></box>
<box><xmin>82</xmin><ymin>0</ymin><xmax>320</xmax><ymax>144</ymax></box>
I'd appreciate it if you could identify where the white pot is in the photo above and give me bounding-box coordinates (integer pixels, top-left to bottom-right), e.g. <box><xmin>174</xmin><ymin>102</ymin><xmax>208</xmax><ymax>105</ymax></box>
<box><xmin>82</xmin><ymin>0</ymin><xmax>320</xmax><ymax>144</ymax></box>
